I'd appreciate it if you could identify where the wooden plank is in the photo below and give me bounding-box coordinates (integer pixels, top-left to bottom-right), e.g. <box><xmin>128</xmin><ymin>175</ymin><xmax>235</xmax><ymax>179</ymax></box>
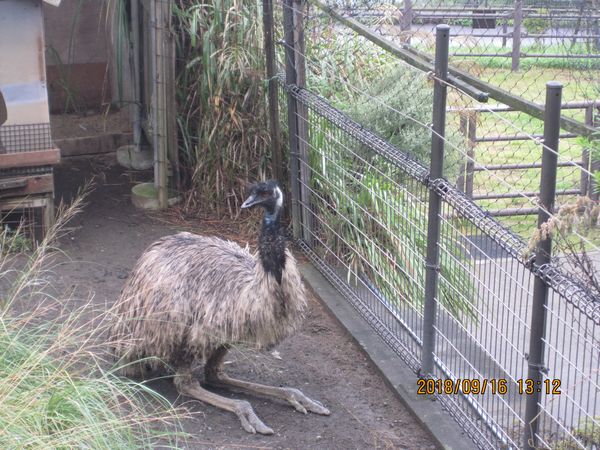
<box><xmin>56</xmin><ymin>133</ymin><xmax>132</xmax><ymax>157</ymax></box>
<box><xmin>310</xmin><ymin>0</ymin><xmax>597</xmax><ymax>137</ymax></box>
<box><xmin>0</xmin><ymin>149</ymin><xmax>60</xmax><ymax>169</ymax></box>
<box><xmin>0</xmin><ymin>177</ymin><xmax>27</xmax><ymax>191</ymax></box>
<box><xmin>0</xmin><ymin>174</ymin><xmax>53</xmax><ymax>197</ymax></box>
<box><xmin>0</xmin><ymin>196</ymin><xmax>49</xmax><ymax>210</ymax></box>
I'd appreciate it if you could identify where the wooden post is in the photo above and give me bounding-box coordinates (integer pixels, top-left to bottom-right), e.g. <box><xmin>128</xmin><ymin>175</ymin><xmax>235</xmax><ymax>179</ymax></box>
<box><xmin>593</xmin><ymin>13</ymin><xmax>600</xmax><ymax>52</ymax></box>
<box><xmin>166</xmin><ymin>2</ymin><xmax>179</xmax><ymax>193</ymax></box>
<box><xmin>262</xmin><ymin>0</ymin><xmax>283</xmax><ymax>183</ymax></box>
<box><xmin>502</xmin><ymin>18</ymin><xmax>508</xmax><ymax>47</ymax></box>
<box><xmin>581</xmin><ymin>105</ymin><xmax>592</xmax><ymax>196</ymax></box>
<box><xmin>512</xmin><ymin>0</ymin><xmax>523</xmax><ymax>72</ymax></box>
<box><xmin>293</xmin><ymin>0</ymin><xmax>313</xmax><ymax>246</ymax></box>
<box><xmin>457</xmin><ymin>112</ymin><xmax>476</xmax><ymax>198</ymax></box>
<box><xmin>466</xmin><ymin>113</ymin><xmax>476</xmax><ymax>199</ymax></box>
<box><xmin>155</xmin><ymin>0</ymin><xmax>170</xmax><ymax>209</ymax></box>
<box><xmin>401</xmin><ymin>0</ymin><xmax>413</xmax><ymax>43</ymax></box>
<box><xmin>283</xmin><ymin>0</ymin><xmax>301</xmax><ymax>239</ymax></box>
<box><xmin>457</xmin><ymin>113</ymin><xmax>467</xmax><ymax>192</ymax></box>
<box><xmin>150</xmin><ymin>0</ymin><xmax>168</xmax><ymax>209</ymax></box>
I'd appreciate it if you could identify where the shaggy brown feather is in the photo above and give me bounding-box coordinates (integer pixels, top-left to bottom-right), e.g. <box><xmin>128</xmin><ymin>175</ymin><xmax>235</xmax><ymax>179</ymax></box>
<box><xmin>108</xmin><ymin>232</ymin><xmax>307</xmax><ymax>376</ymax></box>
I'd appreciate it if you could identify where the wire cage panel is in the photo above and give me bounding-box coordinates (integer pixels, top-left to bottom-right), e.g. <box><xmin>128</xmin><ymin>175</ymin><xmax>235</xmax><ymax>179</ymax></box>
<box><xmin>291</xmin><ymin>86</ymin><xmax>430</xmax><ymax>372</ymax></box>
<box><xmin>0</xmin><ymin>123</ymin><xmax>53</xmax><ymax>154</ymax></box>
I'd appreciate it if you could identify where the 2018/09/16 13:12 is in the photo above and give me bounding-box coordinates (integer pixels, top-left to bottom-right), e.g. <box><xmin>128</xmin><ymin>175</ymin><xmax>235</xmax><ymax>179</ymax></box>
<box><xmin>416</xmin><ymin>378</ymin><xmax>562</xmax><ymax>395</ymax></box>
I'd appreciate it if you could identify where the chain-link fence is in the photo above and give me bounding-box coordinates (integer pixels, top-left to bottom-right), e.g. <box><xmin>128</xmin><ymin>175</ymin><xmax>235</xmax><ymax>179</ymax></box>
<box><xmin>277</xmin><ymin>0</ymin><xmax>600</xmax><ymax>232</ymax></box>
<box><xmin>269</xmin><ymin>0</ymin><xmax>600</xmax><ymax>447</ymax></box>
<box><xmin>329</xmin><ymin>0</ymin><xmax>600</xmax><ymax>103</ymax></box>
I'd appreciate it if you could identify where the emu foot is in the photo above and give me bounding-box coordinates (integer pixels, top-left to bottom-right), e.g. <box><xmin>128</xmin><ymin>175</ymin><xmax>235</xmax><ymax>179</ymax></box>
<box><xmin>173</xmin><ymin>372</ymin><xmax>274</xmax><ymax>435</ymax></box>
<box><xmin>281</xmin><ymin>388</ymin><xmax>331</xmax><ymax>416</ymax></box>
<box><xmin>234</xmin><ymin>400</ymin><xmax>274</xmax><ymax>435</ymax></box>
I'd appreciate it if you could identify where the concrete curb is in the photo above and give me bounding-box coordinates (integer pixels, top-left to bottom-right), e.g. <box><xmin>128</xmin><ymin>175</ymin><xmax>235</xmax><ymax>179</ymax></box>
<box><xmin>300</xmin><ymin>263</ymin><xmax>478</xmax><ymax>450</ymax></box>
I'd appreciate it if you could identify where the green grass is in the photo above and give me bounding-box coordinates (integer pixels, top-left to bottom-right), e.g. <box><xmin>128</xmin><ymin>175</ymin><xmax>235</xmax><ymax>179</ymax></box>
<box><xmin>0</xmin><ymin>194</ymin><xmax>186</xmax><ymax>449</ymax></box>
<box><xmin>475</xmin><ymin>66</ymin><xmax>599</xmax><ymax>105</ymax></box>
<box><xmin>444</xmin><ymin>65</ymin><xmax>598</xmax><ymax>239</ymax></box>
<box><xmin>450</xmin><ymin>43</ymin><xmax>600</xmax><ymax>71</ymax></box>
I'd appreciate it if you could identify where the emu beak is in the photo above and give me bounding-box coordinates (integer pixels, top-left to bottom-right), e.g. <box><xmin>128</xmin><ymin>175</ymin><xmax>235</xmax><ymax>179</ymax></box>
<box><xmin>241</xmin><ymin>194</ymin><xmax>257</xmax><ymax>209</ymax></box>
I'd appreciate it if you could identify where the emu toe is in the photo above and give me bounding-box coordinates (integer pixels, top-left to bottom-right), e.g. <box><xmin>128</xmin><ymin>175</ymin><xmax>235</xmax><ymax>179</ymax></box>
<box><xmin>235</xmin><ymin>401</ymin><xmax>274</xmax><ymax>435</ymax></box>
<box><xmin>284</xmin><ymin>388</ymin><xmax>331</xmax><ymax>415</ymax></box>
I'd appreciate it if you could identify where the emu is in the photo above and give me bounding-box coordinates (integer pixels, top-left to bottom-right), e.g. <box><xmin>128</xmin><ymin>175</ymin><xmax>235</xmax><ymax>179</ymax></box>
<box><xmin>109</xmin><ymin>180</ymin><xmax>330</xmax><ymax>434</ymax></box>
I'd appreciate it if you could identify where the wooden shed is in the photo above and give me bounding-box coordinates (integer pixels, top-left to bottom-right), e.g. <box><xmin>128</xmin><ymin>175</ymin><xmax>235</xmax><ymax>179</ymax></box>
<box><xmin>0</xmin><ymin>0</ymin><xmax>61</xmax><ymax>241</ymax></box>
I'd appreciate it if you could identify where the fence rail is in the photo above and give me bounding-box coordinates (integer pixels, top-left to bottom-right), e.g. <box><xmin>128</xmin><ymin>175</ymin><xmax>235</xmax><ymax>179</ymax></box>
<box><xmin>273</xmin><ymin>2</ymin><xmax>600</xmax><ymax>446</ymax></box>
<box><xmin>455</xmin><ymin>101</ymin><xmax>600</xmax><ymax>214</ymax></box>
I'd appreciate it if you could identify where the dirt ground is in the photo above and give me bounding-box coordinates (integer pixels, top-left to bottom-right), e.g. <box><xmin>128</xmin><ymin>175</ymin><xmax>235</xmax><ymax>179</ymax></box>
<box><xmin>49</xmin><ymin>154</ymin><xmax>436</xmax><ymax>450</ymax></box>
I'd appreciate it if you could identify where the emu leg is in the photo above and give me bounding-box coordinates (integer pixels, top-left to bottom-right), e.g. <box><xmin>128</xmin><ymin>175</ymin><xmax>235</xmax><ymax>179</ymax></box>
<box><xmin>205</xmin><ymin>346</ymin><xmax>331</xmax><ymax>416</ymax></box>
<box><xmin>174</xmin><ymin>369</ymin><xmax>274</xmax><ymax>435</ymax></box>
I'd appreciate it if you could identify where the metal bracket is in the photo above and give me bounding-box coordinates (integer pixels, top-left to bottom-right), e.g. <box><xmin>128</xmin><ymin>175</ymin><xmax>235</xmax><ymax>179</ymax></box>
<box><xmin>524</xmin><ymin>354</ymin><xmax>549</xmax><ymax>374</ymax></box>
<box><xmin>425</xmin><ymin>263</ymin><xmax>441</xmax><ymax>272</ymax></box>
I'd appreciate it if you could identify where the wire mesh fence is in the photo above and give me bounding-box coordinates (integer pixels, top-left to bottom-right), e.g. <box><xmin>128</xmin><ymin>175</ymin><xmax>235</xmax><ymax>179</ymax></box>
<box><xmin>281</xmin><ymin>0</ymin><xmax>599</xmax><ymax>232</ymax></box>
<box><xmin>324</xmin><ymin>0</ymin><xmax>600</xmax><ymax>104</ymax></box>
<box><xmin>271</xmin><ymin>0</ymin><xmax>600</xmax><ymax>447</ymax></box>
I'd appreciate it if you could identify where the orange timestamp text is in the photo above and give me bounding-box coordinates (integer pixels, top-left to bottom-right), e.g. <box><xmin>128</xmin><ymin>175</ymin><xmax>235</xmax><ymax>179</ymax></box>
<box><xmin>417</xmin><ymin>378</ymin><xmax>562</xmax><ymax>395</ymax></box>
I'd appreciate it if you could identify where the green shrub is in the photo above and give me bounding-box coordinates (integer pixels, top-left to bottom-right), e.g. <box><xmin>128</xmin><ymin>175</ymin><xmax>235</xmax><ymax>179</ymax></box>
<box><xmin>348</xmin><ymin>64</ymin><xmax>462</xmax><ymax>178</ymax></box>
<box><xmin>523</xmin><ymin>9</ymin><xmax>550</xmax><ymax>40</ymax></box>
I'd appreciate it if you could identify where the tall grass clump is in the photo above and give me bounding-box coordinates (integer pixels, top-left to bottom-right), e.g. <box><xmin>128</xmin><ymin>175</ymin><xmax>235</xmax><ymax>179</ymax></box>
<box><xmin>174</xmin><ymin>0</ymin><xmax>270</xmax><ymax>217</ymax></box>
<box><xmin>0</xmin><ymin>195</ymin><xmax>186</xmax><ymax>449</ymax></box>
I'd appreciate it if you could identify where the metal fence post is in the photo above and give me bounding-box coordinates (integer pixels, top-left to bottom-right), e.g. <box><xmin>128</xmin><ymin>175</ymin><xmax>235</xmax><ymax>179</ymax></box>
<box><xmin>262</xmin><ymin>0</ymin><xmax>283</xmax><ymax>184</ymax></box>
<box><xmin>421</xmin><ymin>24</ymin><xmax>450</xmax><ymax>377</ymax></box>
<box><xmin>512</xmin><ymin>0</ymin><xmax>523</xmax><ymax>71</ymax></box>
<box><xmin>283</xmin><ymin>0</ymin><xmax>301</xmax><ymax>239</ymax></box>
<box><xmin>523</xmin><ymin>82</ymin><xmax>562</xmax><ymax>450</ymax></box>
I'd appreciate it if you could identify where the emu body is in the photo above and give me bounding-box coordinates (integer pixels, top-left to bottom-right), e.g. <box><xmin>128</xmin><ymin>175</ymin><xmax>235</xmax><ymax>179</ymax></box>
<box><xmin>109</xmin><ymin>181</ymin><xmax>330</xmax><ymax>434</ymax></box>
<box><xmin>111</xmin><ymin>233</ymin><xmax>304</xmax><ymax>374</ymax></box>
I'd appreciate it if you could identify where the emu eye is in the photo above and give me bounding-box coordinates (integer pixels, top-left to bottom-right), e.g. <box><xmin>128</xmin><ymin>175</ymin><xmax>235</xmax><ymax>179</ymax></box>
<box><xmin>260</xmin><ymin>192</ymin><xmax>270</xmax><ymax>198</ymax></box>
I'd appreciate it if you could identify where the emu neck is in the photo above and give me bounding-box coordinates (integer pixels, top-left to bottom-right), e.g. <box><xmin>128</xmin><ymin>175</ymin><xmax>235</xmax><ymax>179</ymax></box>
<box><xmin>258</xmin><ymin>210</ymin><xmax>286</xmax><ymax>284</ymax></box>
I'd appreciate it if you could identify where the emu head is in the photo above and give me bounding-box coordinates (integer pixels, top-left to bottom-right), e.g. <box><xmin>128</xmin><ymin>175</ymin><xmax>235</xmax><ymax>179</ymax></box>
<box><xmin>241</xmin><ymin>180</ymin><xmax>283</xmax><ymax>217</ymax></box>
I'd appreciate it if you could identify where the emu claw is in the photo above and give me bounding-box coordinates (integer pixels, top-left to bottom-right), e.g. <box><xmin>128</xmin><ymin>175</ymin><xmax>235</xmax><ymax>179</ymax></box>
<box><xmin>235</xmin><ymin>401</ymin><xmax>274</xmax><ymax>435</ymax></box>
<box><xmin>284</xmin><ymin>388</ymin><xmax>331</xmax><ymax>416</ymax></box>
